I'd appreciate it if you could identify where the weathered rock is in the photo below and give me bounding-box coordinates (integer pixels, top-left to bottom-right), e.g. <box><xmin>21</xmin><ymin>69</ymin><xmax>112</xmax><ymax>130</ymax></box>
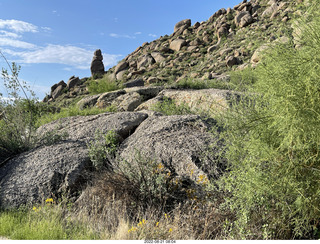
<box><xmin>151</xmin><ymin>52</ymin><xmax>166</xmax><ymax>63</ymax></box>
<box><xmin>90</xmin><ymin>49</ymin><xmax>105</xmax><ymax>77</ymax></box>
<box><xmin>117</xmin><ymin>114</ymin><xmax>225</xmax><ymax>183</ymax></box>
<box><xmin>124</xmin><ymin>86</ymin><xmax>163</xmax><ymax>100</ymax></box>
<box><xmin>115</xmin><ymin>61</ymin><xmax>129</xmax><ymax>74</ymax></box>
<box><xmin>37</xmin><ymin>112</ymin><xmax>148</xmax><ymax>143</ymax></box>
<box><xmin>170</xmin><ymin>38</ymin><xmax>187</xmax><ymax>52</ymax></box>
<box><xmin>234</xmin><ymin>11</ymin><xmax>253</xmax><ymax>28</ymax></box>
<box><xmin>147</xmin><ymin>76</ymin><xmax>161</xmax><ymax>84</ymax></box>
<box><xmin>207</xmin><ymin>44</ymin><xmax>219</xmax><ymax>53</ymax></box>
<box><xmin>112</xmin><ymin>92</ymin><xmax>142</xmax><ymax>112</ymax></box>
<box><xmin>143</xmin><ymin>89</ymin><xmax>239</xmax><ymax>114</ymax></box>
<box><xmin>77</xmin><ymin>94</ymin><xmax>101</xmax><ymax>110</ymax></box>
<box><xmin>226</xmin><ymin>55</ymin><xmax>240</xmax><ymax>67</ymax></box>
<box><xmin>95</xmin><ymin>90</ymin><xmax>126</xmax><ymax>109</ymax></box>
<box><xmin>251</xmin><ymin>44</ymin><xmax>269</xmax><ymax>64</ymax></box>
<box><xmin>137</xmin><ymin>54</ymin><xmax>155</xmax><ymax>70</ymax></box>
<box><xmin>123</xmin><ymin>78</ymin><xmax>144</xmax><ymax>88</ymax></box>
<box><xmin>174</xmin><ymin>19</ymin><xmax>191</xmax><ymax>33</ymax></box>
<box><xmin>116</xmin><ymin>70</ymin><xmax>127</xmax><ymax>81</ymax></box>
<box><xmin>262</xmin><ymin>3</ymin><xmax>279</xmax><ymax>17</ymax></box>
<box><xmin>51</xmin><ymin>84</ymin><xmax>65</xmax><ymax>99</ymax></box>
<box><xmin>67</xmin><ymin>76</ymin><xmax>82</xmax><ymax>89</ymax></box>
<box><xmin>0</xmin><ymin>141</ymin><xmax>91</xmax><ymax>208</ymax></box>
<box><xmin>1</xmin><ymin>112</ymin><xmax>148</xmax><ymax>208</ymax></box>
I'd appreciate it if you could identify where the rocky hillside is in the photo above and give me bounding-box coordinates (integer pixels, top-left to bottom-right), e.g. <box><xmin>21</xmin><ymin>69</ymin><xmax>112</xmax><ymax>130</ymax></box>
<box><xmin>1</xmin><ymin>0</ymin><xmax>309</xmax><ymax>208</ymax></box>
<box><xmin>43</xmin><ymin>0</ymin><xmax>308</xmax><ymax>107</ymax></box>
<box><xmin>0</xmin><ymin>0</ymin><xmax>316</xmax><ymax>240</ymax></box>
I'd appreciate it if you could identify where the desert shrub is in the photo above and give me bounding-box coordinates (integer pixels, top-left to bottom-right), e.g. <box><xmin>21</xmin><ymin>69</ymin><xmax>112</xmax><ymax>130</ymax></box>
<box><xmin>87</xmin><ymin>130</ymin><xmax>120</xmax><ymax>170</ymax></box>
<box><xmin>87</xmin><ymin>75</ymin><xmax>122</xmax><ymax>94</ymax></box>
<box><xmin>217</xmin><ymin>5</ymin><xmax>320</xmax><ymax>239</ymax></box>
<box><xmin>150</xmin><ymin>97</ymin><xmax>194</xmax><ymax>115</ymax></box>
<box><xmin>173</xmin><ymin>78</ymin><xmax>219</xmax><ymax>90</ymax></box>
<box><xmin>0</xmin><ymin>62</ymin><xmax>46</xmax><ymax>160</ymax></box>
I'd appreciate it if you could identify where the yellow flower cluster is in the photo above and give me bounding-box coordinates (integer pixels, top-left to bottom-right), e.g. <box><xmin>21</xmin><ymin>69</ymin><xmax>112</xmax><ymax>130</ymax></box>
<box><xmin>32</xmin><ymin>206</ymin><xmax>41</xmax><ymax>212</ymax></box>
<box><xmin>197</xmin><ymin>174</ymin><xmax>209</xmax><ymax>185</ymax></box>
<box><xmin>45</xmin><ymin>198</ymin><xmax>54</xmax><ymax>204</ymax></box>
<box><xmin>128</xmin><ymin>219</ymin><xmax>147</xmax><ymax>233</ymax></box>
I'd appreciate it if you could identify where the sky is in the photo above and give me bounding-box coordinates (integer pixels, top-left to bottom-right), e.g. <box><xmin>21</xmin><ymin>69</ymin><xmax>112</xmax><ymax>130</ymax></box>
<box><xmin>0</xmin><ymin>0</ymin><xmax>242</xmax><ymax>100</ymax></box>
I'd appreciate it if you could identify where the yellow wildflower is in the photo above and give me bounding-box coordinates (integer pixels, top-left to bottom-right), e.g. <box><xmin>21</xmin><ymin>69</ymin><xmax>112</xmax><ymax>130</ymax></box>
<box><xmin>169</xmin><ymin>228</ymin><xmax>173</xmax><ymax>233</ymax></box>
<box><xmin>156</xmin><ymin>222</ymin><xmax>159</xmax><ymax>227</ymax></box>
<box><xmin>45</xmin><ymin>198</ymin><xmax>54</xmax><ymax>204</ymax></box>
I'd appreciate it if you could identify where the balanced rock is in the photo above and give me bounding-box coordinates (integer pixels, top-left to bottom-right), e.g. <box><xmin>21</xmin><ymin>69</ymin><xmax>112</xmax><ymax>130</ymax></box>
<box><xmin>90</xmin><ymin>49</ymin><xmax>105</xmax><ymax>77</ymax></box>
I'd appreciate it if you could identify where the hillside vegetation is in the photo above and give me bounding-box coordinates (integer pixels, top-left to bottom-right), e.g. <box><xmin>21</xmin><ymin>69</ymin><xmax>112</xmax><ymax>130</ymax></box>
<box><xmin>0</xmin><ymin>0</ymin><xmax>319</xmax><ymax>240</ymax></box>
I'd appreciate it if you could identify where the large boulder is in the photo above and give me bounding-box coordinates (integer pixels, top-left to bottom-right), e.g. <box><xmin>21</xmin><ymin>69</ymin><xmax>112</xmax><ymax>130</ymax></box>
<box><xmin>95</xmin><ymin>90</ymin><xmax>126</xmax><ymax>109</ymax></box>
<box><xmin>117</xmin><ymin>114</ymin><xmax>225</xmax><ymax>183</ymax></box>
<box><xmin>234</xmin><ymin>11</ymin><xmax>253</xmax><ymax>28</ymax></box>
<box><xmin>136</xmin><ymin>88</ymin><xmax>239</xmax><ymax>115</ymax></box>
<box><xmin>174</xmin><ymin>19</ymin><xmax>191</xmax><ymax>33</ymax></box>
<box><xmin>77</xmin><ymin>94</ymin><xmax>101</xmax><ymax>110</ymax></box>
<box><xmin>90</xmin><ymin>49</ymin><xmax>105</xmax><ymax>77</ymax></box>
<box><xmin>67</xmin><ymin>76</ymin><xmax>82</xmax><ymax>89</ymax></box>
<box><xmin>137</xmin><ymin>54</ymin><xmax>155</xmax><ymax>70</ymax></box>
<box><xmin>111</xmin><ymin>92</ymin><xmax>142</xmax><ymax>112</ymax></box>
<box><xmin>170</xmin><ymin>38</ymin><xmax>187</xmax><ymax>52</ymax></box>
<box><xmin>0</xmin><ymin>112</ymin><xmax>148</xmax><ymax>209</ymax></box>
<box><xmin>151</xmin><ymin>52</ymin><xmax>166</xmax><ymax>63</ymax></box>
<box><xmin>37</xmin><ymin>112</ymin><xmax>148</xmax><ymax>143</ymax></box>
<box><xmin>114</xmin><ymin>61</ymin><xmax>129</xmax><ymax>74</ymax></box>
<box><xmin>0</xmin><ymin>141</ymin><xmax>91</xmax><ymax>209</ymax></box>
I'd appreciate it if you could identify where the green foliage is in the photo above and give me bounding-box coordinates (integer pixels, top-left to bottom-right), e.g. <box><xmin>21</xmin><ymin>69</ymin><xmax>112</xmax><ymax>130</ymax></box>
<box><xmin>87</xmin><ymin>75</ymin><xmax>123</xmax><ymax>95</ymax></box>
<box><xmin>228</xmin><ymin>67</ymin><xmax>257</xmax><ymax>91</ymax></box>
<box><xmin>114</xmin><ymin>152</ymin><xmax>186</xmax><ymax>212</ymax></box>
<box><xmin>87</xmin><ymin>130</ymin><xmax>120</xmax><ymax>170</ymax></box>
<box><xmin>150</xmin><ymin>97</ymin><xmax>194</xmax><ymax>116</ymax></box>
<box><xmin>173</xmin><ymin>78</ymin><xmax>219</xmax><ymax>90</ymax></box>
<box><xmin>0</xmin><ymin>204</ymin><xmax>98</xmax><ymax>240</ymax></box>
<box><xmin>218</xmin><ymin>6</ymin><xmax>320</xmax><ymax>239</ymax></box>
<box><xmin>0</xmin><ymin>62</ymin><xmax>45</xmax><ymax>160</ymax></box>
<box><xmin>36</xmin><ymin>104</ymin><xmax>116</xmax><ymax>127</ymax></box>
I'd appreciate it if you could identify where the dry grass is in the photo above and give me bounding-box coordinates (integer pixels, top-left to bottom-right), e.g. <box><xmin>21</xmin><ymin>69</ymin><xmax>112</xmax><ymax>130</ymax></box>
<box><xmin>69</xmin><ymin>168</ymin><xmax>232</xmax><ymax>240</ymax></box>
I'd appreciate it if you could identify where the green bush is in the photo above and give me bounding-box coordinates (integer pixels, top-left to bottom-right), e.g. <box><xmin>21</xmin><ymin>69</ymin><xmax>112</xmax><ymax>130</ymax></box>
<box><xmin>218</xmin><ymin>5</ymin><xmax>320</xmax><ymax>239</ymax></box>
<box><xmin>87</xmin><ymin>130</ymin><xmax>120</xmax><ymax>170</ymax></box>
<box><xmin>0</xmin><ymin>62</ymin><xmax>46</xmax><ymax>160</ymax></box>
<box><xmin>87</xmin><ymin>75</ymin><xmax>122</xmax><ymax>94</ymax></box>
<box><xmin>150</xmin><ymin>97</ymin><xmax>194</xmax><ymax>116</ymax></box>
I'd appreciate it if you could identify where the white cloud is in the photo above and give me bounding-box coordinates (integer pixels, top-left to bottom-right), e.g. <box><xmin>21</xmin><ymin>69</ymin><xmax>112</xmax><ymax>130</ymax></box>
<box><xmin>148</xmin><ymin>33</ymin><xmax>157</xmax><ymax>38</ymax></box>
<box><xmin>0</xmin><ymin>37</ymin><xmax>37</xmax><ymax>49</ymax></box>
<box><xmin>135</xmin><ymin>32</ymin><xmax>142</xmax><ymax>35</ymax></box>
<box><xmin>0</xmin><ymin>19</ymin><xmax>38</xmax><ymax>33</ymax></box>
<box><xmin>0</xmin><ymin>30</ymin><xmax>21</xmax><ymax>39</ymax></box>
<box><xmin>0</xmin><ymin>19</ymin><xmax>122</xmax><ymax>70</ymax></box>
<box><xmin>110</xmin><ymin>33</ymin><xmax>136</xmax><ymax>39</ymax></box>
<box><xmin>5</xmin><ymin>44</ymin><xmax>122</xmax><ymax>69</ymax></box>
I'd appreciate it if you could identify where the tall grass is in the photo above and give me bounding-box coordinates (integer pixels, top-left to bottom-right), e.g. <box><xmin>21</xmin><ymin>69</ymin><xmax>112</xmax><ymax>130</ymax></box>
<box><xmin>0</xmin><ymin>204</ymin><xmax>98</xmax><ymax>240</ymax></box>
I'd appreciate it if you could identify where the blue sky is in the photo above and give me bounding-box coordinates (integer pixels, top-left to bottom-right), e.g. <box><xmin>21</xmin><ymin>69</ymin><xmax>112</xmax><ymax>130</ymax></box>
<box><xmin>0</xmin><ymin>0</ymin><xmax>241</xmax><ymax>99</ymax></box>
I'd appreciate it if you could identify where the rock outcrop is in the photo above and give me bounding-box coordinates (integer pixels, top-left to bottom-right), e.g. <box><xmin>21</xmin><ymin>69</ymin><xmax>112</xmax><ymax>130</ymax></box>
<box><xmin>117</xmin><ymin>114</ymin><xmax>225</xmax><ymax>183</ymax></box>
<box><xmin>0</xmin><ymin>112</ymin><xmax>148</xmax><ymax>208</ymax></box>
<box><xmin>90</xmin><ymin>49</ymin><xmax>105</xmax><ymax>77</ymax></box>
